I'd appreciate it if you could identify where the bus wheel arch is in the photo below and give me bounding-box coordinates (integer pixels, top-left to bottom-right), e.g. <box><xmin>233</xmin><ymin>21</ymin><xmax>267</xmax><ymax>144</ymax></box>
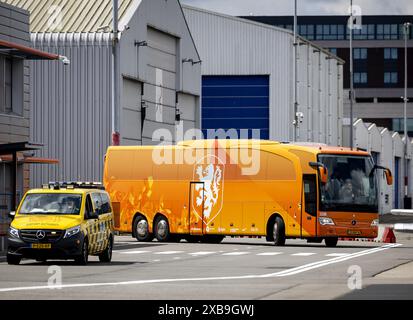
<box><xmin>266</xmin><ymin>213</ymin><xmax>286</xmax><ymax>246</ymax></box>
<box><xmin>132</xmin><ymin>213</ymin><xmax>153</xmax><ymax>242</ymax></box>
<box><xmin>153</xmin><ymin>213</ymin><xmax>171</xmax><ymax>242</ymax></box>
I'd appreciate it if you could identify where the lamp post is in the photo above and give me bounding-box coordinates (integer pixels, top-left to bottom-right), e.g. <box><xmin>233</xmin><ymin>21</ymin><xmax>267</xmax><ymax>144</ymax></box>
<box><xmin>349</xmin><ymin>0</ymin><xmax>354</xmax><ymax>149</ymax></box>
<box><xmin>293</xmin><ymin>0</ymin><xmax>298</xmax><ymax>142</ymax></box>
<box><xmin>404</xmin><ymin>22</ymin><xmax>411</xmax><ymax>205</ymax></box>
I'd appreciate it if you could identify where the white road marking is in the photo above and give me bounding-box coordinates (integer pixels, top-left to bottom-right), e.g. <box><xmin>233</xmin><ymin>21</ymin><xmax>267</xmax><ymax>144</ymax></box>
<box><xmin>173</xmin><ymin>257</ymin><xmax>181</xmax><ymax>260</ymax></box>
<box><xmin>325</xmin><ymin>253</ymin><xmax>350</xmax><ymax>257</ymax></box>
<box><xmin>222</xmin><ymin>252</ymin><xmax>249</xmax><ymax>256</ymax></box>
<box><xmin>292</xmin><ymin>252</ymin><xmax>316</xmax><ymax>256</ymax></box>
<box><xmin>0</xmin><ymin>244</ymin><xmax>401</xmax><ymax>293</ymax></box>
<box><xmin>118</xmin><ymin>250</ymin><xmax>149</xmax><ymax>255</ymax></box>
<box><xmin>153</xmin><ymin>259</ymin><xmax>161</xmax><ymax>262</ymax></box>
<box><xmin>189</xmin><ymin>251</ymin><xmax>216</xmax><ymax>256</ymax></box>
<box><xmin>154</xmin><ymin>251</ymin><xmax>184</xmax><ymax>255</ymax></box>
<box><xmin>256</xmin><ymin>252</ymin><xmax>283</xmax><ymax>256</ymax></box>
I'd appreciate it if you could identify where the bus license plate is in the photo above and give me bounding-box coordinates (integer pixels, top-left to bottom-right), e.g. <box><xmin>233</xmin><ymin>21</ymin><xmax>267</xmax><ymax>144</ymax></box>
<box><xmin>347</xmin><ymin>230</ymin><xmax>361</xmax><ymax>236</ymax></box>
<box><xmin>31</xmin><ymin>243</ymin><xmax>51</xmax><ymax>249</ymax></box>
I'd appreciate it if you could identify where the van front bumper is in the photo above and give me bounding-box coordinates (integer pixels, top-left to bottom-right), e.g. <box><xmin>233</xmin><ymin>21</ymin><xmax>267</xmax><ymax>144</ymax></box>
<box><xmin>7</xmin><ymin>233</ymin><xmax>85</xmax><ymax>260</ymax></box>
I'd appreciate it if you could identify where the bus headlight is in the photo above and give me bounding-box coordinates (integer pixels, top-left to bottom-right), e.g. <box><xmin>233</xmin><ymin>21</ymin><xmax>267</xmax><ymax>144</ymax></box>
<box><xmin>371</xmin><ymin>219</ymin><xmax>379</xmax><ymax>227</ymax></box>
<box><xmin>8</xmin><ymin>227</ymin><xmax>19</xmax><ymax>238</ymax></box>
<box><xmin>319</xmin><ymin>217</ymin><xmax>335</xmax><ymax>226</ymax></box>
<box><xmin>64</xmin><ymin>225</ymin><xmax>81</xmax><ymax>238</ymax></box>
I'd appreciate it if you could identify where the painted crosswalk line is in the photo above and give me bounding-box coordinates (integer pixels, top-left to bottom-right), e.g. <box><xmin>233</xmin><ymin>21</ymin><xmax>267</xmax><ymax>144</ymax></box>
<box><xmin>256</xmin><ymin>252</ymin><xmax>283</xmax><ymax>256</ymax></box>
<box><xmin>154</xmin><ymin>251</ymin><xmax>185</xmax><ymax>255</ymax></box>
<box><xmin>325</xmin><ymin>253</ymin><xmax>350</xmax><ymax>257</ymax></box>
<box><xmin>189</xmin><ymin>251</ymin><xmax>216</xmax><ymax>256</ymax></box>
<box><xmin>118</xmin><ymin>250</ymin><xmax>150</xmax><ymax>255</ymax></box>
<box><xmin>292</xmin><ymin>252</ymin><xmax>316</xmax><ymax>256</ymax></box>
<box><xmin>222</xmin><ymin>252</ymin><xmax>250</xmax><ymax>256</ymax></box>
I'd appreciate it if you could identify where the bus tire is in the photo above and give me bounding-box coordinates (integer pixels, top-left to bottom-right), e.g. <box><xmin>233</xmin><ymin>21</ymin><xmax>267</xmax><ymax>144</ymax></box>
<box><xmin>325</xmin><ymin>237</ymin><xmax>338</xmax><ymax>247</ymax></box>
<box><xmin>200</xmin><ymin>235</ymin><xmax>225</xmax><ymax>244</ymax></box>
<box><xmin>273</xmin><ymin>217</ymin><xmax>286</xmax><ymax>246</ymax></box>
<box><xmin>185</xmin><ymin>235</ymin><xmax>202</xmax><ymax>243</ymax></box>
<box><xmin>154</xmin><ymin>216</ymin><xmax>170</xmax><ymax>242</ymax></box>
<box><xmin>133</xmin><ymin>216</ymin><xmax>153</xmax><ymax>242</ymax></box>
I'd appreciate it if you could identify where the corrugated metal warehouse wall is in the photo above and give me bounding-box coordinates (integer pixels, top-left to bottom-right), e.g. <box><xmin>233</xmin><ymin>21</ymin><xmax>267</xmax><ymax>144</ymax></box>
<box><xmin>183</xmin><ymin>5</ymin><xmax>344</xmax><ymax>145</ymax></box>
<box><xmin>31</xmin><ymin>33</ymin><xmax>113</xmax><ymax>185</ymax></box>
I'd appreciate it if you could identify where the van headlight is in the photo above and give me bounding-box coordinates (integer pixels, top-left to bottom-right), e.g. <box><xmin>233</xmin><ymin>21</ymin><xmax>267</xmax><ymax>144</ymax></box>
<box><xmin>8</xmin><ymin>227</ymin><xmax>19</xmax><ymax>238</ymax></box>
<box><xmin>371</xmin><ymin>219</ymin><xmax>379</xmax><ymax>227</ymax></box>
<box><xmin>64</xmin><ymin>225</ymin><xmax>81</xmax><ymax>238</ymax></box>
<box><xmin>319</xmin><ymin>217</ymin><xmax>335</xmax><ymax>226</ymax></box>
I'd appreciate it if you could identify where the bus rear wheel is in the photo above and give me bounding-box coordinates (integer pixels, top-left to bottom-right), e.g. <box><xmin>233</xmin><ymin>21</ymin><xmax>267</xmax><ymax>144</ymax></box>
<box><xmin>154</xmin><ymin>216</ymin><xmax>170</xmax><ymax>242</ymax></box>
<box><xmin>325</xmin><ymin>237</ymin><xmax>338</xmax><ymax>247</ymax></box>
<box><xmin>133</xmin><ymin>216</ymin><xmax>153</xmax><ymax>242</ymax></box>
<box><xmin>273</xmin><ymin>217</ymin><xmax>286</xmax><ymax>246</ymax></box>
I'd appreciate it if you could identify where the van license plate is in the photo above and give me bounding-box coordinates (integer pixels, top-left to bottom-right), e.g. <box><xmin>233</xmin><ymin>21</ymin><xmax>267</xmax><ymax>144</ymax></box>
<box><xmin>31</xmin><ymin>243</ymin><xmax>51</xmax><ymax>249</ymax></box>
<box><xmin>347</xmin><ymin>230</ymin><xmax>361</xmax><ymax>236</ymax></box>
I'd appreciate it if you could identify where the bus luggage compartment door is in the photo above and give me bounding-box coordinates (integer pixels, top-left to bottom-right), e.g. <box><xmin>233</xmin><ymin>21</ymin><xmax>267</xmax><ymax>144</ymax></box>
<box><xmin>189</xmin><ymin>182</ymin><xmax>205</xmax><ymax>235</ymax></box>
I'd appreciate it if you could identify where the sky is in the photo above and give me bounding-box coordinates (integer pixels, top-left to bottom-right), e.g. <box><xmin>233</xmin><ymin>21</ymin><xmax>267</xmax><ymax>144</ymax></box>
<box><xmin>180</xmin><ymin>0</ymin><xmax>413</xmax><ymax>16</ymax></box>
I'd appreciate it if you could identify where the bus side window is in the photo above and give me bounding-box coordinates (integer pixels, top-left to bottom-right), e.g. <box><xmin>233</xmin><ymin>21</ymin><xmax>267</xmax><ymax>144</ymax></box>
<box><xmin>303</xmin><ymin>174</ymin><xmax>317</xmax><ymax>216</ymax></box>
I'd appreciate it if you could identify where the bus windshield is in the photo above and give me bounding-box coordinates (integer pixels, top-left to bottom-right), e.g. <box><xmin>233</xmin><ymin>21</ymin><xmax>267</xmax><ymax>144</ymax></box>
<box><xmin>318</xmin><ymin>154</ymin><xmax>378</xmax><ymax>213</ymax></box>
<box><xmin>19</xmin><ymin>193</ymin><xmax>82</xmax><ymax>215</ymax></box>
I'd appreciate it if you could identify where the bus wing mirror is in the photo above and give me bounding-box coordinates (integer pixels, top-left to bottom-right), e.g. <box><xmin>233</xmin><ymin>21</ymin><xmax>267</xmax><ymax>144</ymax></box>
<box><xmin>384</xmin><ymin>169</ymin><xmax>393</xmax><ymax>186</ymax></box>
<box><xmin>309</xmin><ymin>162</ymin><xmax>328</xmax><ymax>184</ymax></box>
<box><xmin>319</xmin><ymin>167</ymin><xmax>328</xmax><ymax>184</ymax></box>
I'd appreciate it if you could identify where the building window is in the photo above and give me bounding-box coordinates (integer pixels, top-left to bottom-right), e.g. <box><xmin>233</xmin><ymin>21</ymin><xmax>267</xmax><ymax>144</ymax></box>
<box><xmin>354</xmin><ymin>48</ymin><xmax>367</xmax><ymax>60</ymax></box>
<box><xmin>0</xmin><ymin>56</ymin><xmax>13</xmax><ymax>114</ymax></box>
<box><xmin>384</xmin><ymin>72</ymin><xmax>398</xmax><ymax>84</ymax></box>
<box><xmin>354</xmin><ymin>72</ymin><xmax>368</xmax><ymax>84</ymax></box>
<box><xmin>377</xmin><ymin>24</ymin><xmax>399</xmax><ymax>40</ymax></box>
<box><xmin>329</xmin><ymin>48</ymin><xmax>337</xmax><ymax>55</ymax></box>
<box><xmin>315</xmin><ymin>24</ymin><xmax>345</xmax><ymax>40</ymax></box>
<box><xmin>351</xmin><ymin>24</ymin><xmax>375</xmax><ymax>40</ymax></box>
<box><xmin>384</xmin><ymin>48</ymin><xmax>398</xmax><ymax>60</ymax></box>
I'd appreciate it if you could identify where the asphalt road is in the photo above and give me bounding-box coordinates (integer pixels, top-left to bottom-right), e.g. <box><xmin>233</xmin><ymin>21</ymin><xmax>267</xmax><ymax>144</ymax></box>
<box><xmin>0</xmin><ymin>235</ymin><xmax>412</xmax><ymax>300</ymax></box>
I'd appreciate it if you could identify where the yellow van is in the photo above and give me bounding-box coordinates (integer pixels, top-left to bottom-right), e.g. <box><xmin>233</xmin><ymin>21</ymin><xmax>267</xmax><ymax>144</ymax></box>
<box><xmin>7</xmin><ymin>182</ymin><xmax>114</xmax><ymax>265</ymax></box>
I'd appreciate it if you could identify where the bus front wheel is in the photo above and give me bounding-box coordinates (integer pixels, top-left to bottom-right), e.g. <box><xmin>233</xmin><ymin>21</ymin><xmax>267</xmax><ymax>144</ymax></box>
<box><xmin>325</xmin><ymin>237</ymin><xmax>338</xmax><ymax>247</ymax></box>
<box><xmin>273</xmin><ymin>217</ymin><xmax>286</xmax><ymax>246</ymax></box>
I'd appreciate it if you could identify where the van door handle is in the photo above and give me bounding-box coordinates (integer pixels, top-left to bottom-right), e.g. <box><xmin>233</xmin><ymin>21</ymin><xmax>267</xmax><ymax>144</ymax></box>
<box><xmin>307</xmin><ymin>216</ymin><xmax>312</xmax><ymax>220</ymax></box>
<box><xmin>230</xmin><ymin>223</ymin><xmax>234</xmax><ymax>227</ymax></box>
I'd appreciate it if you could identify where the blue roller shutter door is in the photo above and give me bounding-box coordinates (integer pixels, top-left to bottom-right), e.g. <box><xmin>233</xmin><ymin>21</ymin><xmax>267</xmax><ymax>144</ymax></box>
<box><xmin>202</xmin><ymin>75</ymin><xmax>270</xmax><ymax>139</ymax></box>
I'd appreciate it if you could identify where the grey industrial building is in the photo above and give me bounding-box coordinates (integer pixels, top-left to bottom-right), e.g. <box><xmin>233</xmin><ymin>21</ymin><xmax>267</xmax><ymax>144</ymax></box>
<box><xmin>183</xmin><ymin>5</ymin><xmax>344</xmax><ymax>145</ymax></box>
<box><xmin>0</xmin><ymin>1</ymin><xmax>62</xmax><ymax>251</ymax></box>
<box><xmin>3</xmin><ymin>0</ymin><xmax>202</xmax><ymax>187</ymax></box>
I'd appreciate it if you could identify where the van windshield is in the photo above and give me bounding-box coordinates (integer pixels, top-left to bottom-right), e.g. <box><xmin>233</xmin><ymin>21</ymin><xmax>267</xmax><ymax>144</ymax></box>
<box><xmin>19</xmin><ymin>194</ymin><xmax>82</xmax><ymax>215</ymax></box>
<box><xmin>318</xmin><ymin>154</ymin><xmax>378</xmax><ymax>213</ymax></box>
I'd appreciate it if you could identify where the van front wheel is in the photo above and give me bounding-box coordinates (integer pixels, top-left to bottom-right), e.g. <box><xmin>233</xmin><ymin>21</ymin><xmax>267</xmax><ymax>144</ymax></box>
<box><xmin>273</xmin><ymin>217</ymin><xmax>286</xmax><ymax>246</ymax></box>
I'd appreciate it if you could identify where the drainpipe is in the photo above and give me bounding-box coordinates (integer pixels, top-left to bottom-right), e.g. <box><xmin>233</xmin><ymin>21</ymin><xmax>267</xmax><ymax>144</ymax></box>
<box><xmin>112</xmin><ymin>0</ymin><xmax>120</xmax><ymax>146</ymax></box>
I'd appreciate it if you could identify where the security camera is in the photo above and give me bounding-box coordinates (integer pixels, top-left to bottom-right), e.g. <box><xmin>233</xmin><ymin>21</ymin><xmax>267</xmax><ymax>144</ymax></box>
<box><xmin>59</xmin><ymin>55</ymin><xmax>70</xmax><ymax>66</ymax></box>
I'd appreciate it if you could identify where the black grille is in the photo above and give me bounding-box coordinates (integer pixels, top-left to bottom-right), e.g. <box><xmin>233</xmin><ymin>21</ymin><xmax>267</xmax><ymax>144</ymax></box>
<box><xmin>20</xmin><ymin>229</ymin><xmax>64</xmax><ymax>243</ymax></box>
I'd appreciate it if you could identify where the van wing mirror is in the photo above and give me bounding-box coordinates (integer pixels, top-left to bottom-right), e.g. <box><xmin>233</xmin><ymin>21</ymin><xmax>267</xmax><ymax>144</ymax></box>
<box><xmin>8</xmin><ymin>211</ymin><xmax>16</xmax><ymax>220</ymax></box>
<box><xmin>309</xmin><ymin>162</ymin><xmax>328</xmax><ymax>184</ymax></box>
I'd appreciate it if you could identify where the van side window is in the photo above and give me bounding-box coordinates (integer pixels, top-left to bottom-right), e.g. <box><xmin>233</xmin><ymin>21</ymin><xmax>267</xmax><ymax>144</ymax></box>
<box><xmin>303</xmin><ymin>174</ymin><xmax>317</xmax><ymax>216</ymax></box>
<box><xmin>99</xmin><ymin>193</ymin><xmax>112</xmax><ymax>214</ymax></box>
<box><xmin>85</xmin><ymin>195</ymin><xmax>93</xmax><ymax>219</ymax></box>
<box><xmin>91</xmin><ymin>193</ymin><xmax>102</xmax><ymax>215</ymax></box>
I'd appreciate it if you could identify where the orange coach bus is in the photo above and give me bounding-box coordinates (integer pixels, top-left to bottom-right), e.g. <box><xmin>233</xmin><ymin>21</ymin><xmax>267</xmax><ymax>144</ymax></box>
<box><xmin>103</xmin><ymin>140</ymin><xmax>392</xmax><ymax>247</ymax></box>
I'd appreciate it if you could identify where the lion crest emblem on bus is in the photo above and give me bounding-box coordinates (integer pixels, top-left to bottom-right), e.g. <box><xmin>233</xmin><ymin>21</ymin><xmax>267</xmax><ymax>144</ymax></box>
<box><xmin>193</xmin><ymin>155</ymin><xmax>224</xmax><ymax>224</ymax></box>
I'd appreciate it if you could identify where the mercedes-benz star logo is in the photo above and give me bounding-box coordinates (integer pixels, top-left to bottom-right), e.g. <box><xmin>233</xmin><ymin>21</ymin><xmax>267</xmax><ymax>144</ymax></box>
<box><xmin>36</xmin><ymin>230</ymin><xmax>46</xmax><ymax>240</ymax></box>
